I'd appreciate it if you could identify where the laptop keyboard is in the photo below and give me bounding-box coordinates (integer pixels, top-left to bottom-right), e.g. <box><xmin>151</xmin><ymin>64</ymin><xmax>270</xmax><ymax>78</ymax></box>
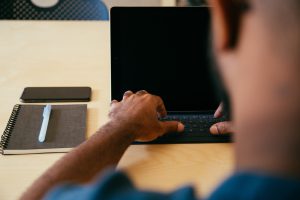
<box><xmin>160</xmin><ymin>114</ymin><xmax>226</xmax><ymax>136</ymax></box>
<box><xmin>133</xmin><ymin>114</ymin><xmax>231</xmax><ymax>144</ymax></box>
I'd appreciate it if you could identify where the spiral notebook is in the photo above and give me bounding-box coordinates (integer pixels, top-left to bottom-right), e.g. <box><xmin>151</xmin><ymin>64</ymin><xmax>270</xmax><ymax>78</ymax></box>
<box><xmin>0</xmin><ymin>104</ymin><xmax>87</xmax><ymax>155</ymax></box>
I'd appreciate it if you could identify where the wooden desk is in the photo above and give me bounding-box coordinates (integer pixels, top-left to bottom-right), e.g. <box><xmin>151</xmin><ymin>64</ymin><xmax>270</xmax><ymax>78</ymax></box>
<box><xmin>0</xmin><ymin>21</ymin><xmax>234</xmax><ymax>200</ymax></box>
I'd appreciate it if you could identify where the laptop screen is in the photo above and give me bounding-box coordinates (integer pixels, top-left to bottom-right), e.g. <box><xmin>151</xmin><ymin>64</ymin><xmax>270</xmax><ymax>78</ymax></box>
<box><xmin>111</xmin><ymin>7</ymin><xmax>220</xmax><ymax>111</ymax></box>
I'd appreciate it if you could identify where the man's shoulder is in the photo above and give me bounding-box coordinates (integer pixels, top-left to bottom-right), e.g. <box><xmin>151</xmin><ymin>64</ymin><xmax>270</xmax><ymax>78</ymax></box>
<box><xmin>208</xmin><ymin>172</ymin><xmax>300</xmax><ymax>200</ymax></box>
<box><xmin>45</xmin><ymin>170</ymin><xmax>198</xmax><ymax>200</ymax></box>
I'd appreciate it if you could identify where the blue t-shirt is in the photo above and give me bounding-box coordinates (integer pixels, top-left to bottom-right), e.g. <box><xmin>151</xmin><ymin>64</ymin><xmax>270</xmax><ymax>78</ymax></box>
<box><xmin>45</xmin><ymin>171</ymin><xmax>300</xmax><ymax>200</ymax></box>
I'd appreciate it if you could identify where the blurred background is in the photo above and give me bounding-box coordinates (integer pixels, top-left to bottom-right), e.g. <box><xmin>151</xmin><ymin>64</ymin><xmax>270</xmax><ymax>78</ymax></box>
<box><xmin>103</xmin><ymin>0</ymin><xmax>207</xmax><ymax>8</ymax></box>
<box><xmin>0</xmin><ymin>0</ymin><xmax>208</xmax><ymax>20</ymax></box>
<box><xmin>0</xmin><ymin>0</ymin><xmax>209</xmax><ymax>21</ymax></box>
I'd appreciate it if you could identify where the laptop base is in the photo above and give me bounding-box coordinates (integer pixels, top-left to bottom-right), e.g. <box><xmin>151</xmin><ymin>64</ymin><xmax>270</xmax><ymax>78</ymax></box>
<box><xmin>133</xmin><ymin>134</ymin><xmax>231</xmax><ymax>144</ymax></box>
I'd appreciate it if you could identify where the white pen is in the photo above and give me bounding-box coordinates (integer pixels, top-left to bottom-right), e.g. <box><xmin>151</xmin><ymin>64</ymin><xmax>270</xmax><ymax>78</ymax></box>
<box><xmin>39</xmin><ymin>104</ymin><xmax>52</xmax><ymax>143</ymax></box>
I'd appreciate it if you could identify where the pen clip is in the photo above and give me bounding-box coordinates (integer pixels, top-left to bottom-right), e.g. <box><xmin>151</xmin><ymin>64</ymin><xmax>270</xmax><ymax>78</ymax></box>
<box><xmin>43</xmin><ymin>105</ymin><xmax>52</xmax><ymax>117</ymax></box>
<box><xmin>39</xmin><ymin>104</ymin><xmax>52</xmax><ymax>143</ymax></box>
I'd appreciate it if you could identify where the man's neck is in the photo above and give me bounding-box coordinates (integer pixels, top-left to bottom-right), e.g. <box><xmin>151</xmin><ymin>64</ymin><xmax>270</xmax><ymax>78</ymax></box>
<box><xmin>234</xmin><ymin>113</ymin><xmax>300</xmax><ymax>179</ymax></box>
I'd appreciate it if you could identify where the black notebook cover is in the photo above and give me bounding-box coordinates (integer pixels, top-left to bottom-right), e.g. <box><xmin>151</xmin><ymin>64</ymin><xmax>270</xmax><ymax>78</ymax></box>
<box><xmin>0</xmin><ymin>104</ymin><xmax>87</xmax><ymax>155</ymax></box>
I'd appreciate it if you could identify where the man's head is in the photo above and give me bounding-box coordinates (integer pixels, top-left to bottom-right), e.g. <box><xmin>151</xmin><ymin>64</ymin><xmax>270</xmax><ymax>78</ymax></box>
<box><xmin>210</xmin><ymin>0</ymin><xmax>300</xmax><ymax>173</ymax></box>
<box><xmin>210</xmin><ymin>0</ymin><xmax>300</xmax><ymax>128</ymax></box>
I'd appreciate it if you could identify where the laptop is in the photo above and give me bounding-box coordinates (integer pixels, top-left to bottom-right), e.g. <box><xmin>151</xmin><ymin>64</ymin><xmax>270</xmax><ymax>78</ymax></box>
<box><xmin>110</xmin><ymin>7</ymin><xmax>231</xmax><ymax>144</ymax></box>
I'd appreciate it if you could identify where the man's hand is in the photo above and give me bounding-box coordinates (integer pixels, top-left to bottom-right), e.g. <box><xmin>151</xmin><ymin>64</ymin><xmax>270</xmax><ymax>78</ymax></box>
<box><xmin>210</xmin><ymin>103</ymin><xmax>234</xmax><ymax>134</ymax></box>
<box><xmin>109</xmin><ymin>90</ymin><xmax>184</xmax><ymax>142</ymax></box>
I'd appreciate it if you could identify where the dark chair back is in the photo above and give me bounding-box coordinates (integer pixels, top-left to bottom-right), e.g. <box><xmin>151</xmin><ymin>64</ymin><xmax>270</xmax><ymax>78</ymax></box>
<box><xmin>0</xmin><ymin>0</ymin><xmax>109</xmax><ymax>20</ymax></box>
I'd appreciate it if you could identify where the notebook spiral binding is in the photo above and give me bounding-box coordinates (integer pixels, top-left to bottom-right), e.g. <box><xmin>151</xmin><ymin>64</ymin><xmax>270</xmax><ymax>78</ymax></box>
<box><xmin>0</xmin><ymin>104</ymin><xmax>21</xmax><ymax>154</ymax></box>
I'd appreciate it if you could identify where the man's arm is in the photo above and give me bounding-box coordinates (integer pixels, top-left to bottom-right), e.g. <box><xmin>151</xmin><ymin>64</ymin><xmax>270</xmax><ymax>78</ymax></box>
<box><xmin>20</xmin><ymin>90</ymin><xmax>184</xmax><ymax>200</ymax></box>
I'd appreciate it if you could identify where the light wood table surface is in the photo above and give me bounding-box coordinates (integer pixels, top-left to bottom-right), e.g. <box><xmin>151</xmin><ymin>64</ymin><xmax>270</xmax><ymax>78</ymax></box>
<box><xmin>0</xmin><ymin>21</ymin><xmax>234</xmax><ymax>200</ymax></box>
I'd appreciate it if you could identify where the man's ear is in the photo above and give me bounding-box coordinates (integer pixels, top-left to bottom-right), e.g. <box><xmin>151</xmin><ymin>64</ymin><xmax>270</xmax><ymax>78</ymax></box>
<box><xmin>210</xmin><ymin>0</ymin><xmax>250</xmax><ymax>51</ymax></box>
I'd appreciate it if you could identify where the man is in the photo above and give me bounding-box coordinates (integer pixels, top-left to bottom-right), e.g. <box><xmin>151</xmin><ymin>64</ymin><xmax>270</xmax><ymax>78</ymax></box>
<box><xmin>21</xmin><ymin>0</ymin><xmax>300</xmax><ymax>199</ymax></box>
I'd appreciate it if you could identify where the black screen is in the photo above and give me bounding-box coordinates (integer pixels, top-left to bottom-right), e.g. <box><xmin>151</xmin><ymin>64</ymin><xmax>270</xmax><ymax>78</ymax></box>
<box><xmin>111</xmin><ymin>7</ymin><xmax>219</xmax><ymax>111</ymax></box>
